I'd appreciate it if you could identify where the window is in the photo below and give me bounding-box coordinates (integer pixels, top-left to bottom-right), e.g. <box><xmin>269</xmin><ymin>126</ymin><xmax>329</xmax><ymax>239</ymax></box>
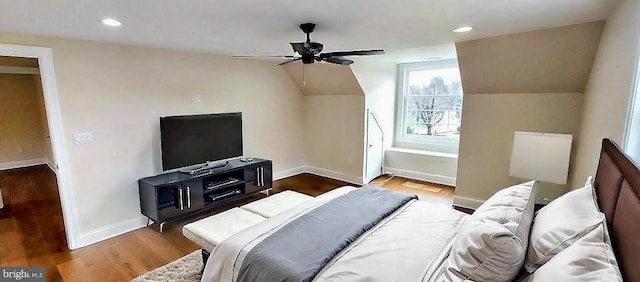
<box><xmin>624</xmin><ymin>53</ymin><xmax>640</xmax><ymax>162</ymax></box>
<box><xmin>395</xmin><ymin>59</ymin><xmax>463</xmax><ymax>148</ymax></box>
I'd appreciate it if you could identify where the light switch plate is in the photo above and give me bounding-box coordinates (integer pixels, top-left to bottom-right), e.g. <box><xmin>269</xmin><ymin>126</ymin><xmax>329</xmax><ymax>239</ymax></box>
<box><xmin>74</xmin><ymin>132</ymin><xmax>93</xmax><ymax>144</ymax></box>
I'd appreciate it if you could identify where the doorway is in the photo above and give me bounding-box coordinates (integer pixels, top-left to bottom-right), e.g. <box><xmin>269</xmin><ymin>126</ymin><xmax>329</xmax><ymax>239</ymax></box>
<box><xmin>0</xmin><ymin>56</ymin><xmax>68</xmax><ymax>256</ymax></box>
<box><xmin>364</xmin><ymin>109</ymin><xmax>384</xmax><ymax>184</ymax></box>
<box><xmin>0</xmin><ymin>44</ymin><xmax>78</xmax><ymax>249</ymax></box>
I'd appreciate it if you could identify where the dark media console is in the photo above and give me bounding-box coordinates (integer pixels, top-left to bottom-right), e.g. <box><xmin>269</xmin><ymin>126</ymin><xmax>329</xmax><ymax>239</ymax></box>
<box><xmin>138</xmin><ymin>158</ymin><xmax>273</xmax><ymax>233</ymax></box>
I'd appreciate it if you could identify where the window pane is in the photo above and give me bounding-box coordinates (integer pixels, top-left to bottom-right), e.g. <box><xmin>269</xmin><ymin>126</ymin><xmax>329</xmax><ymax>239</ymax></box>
<box><xmin>433</xmin><ymin>97</ymin><xmax>450</xmax><ymax>111</ymax></box>
<box><xmin>407</xmin><ymin>85</ymin><xmax>423</xmax><ymax>96</ymax></box>
<box><xmin>405</xmin><ymin>96</ymin><xmax>449</xmax><ymax>111</ymax></box>
<box><xmin>450</xmin><ymin>111</ymin><xmax>463</xmax><ymax>125</ymax></box>
<box><xmin>450</xmin><ymin>81</ymin><xmax>463</xmax><ymax>95</ymax></box>
<box><xmin>408</xmin><ymin>68</ymin><xmax>462</xmax><ymax>93</ymax></box>
<box><xmin>450</xmin><ymin>96</ymin><xmax>463</xmax><ymax>111</ymax></box>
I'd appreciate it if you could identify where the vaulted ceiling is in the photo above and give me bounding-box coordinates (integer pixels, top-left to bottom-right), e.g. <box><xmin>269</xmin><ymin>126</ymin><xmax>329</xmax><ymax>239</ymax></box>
<box><xmin>0</xmin><ymin>1</ymin><xmax>619</xmax><ymax>57</ymax></box>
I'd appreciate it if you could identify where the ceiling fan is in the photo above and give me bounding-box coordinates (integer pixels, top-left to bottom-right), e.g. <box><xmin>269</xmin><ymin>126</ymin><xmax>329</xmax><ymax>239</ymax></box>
<box><xmin>233</xmin><ymin>23</ymin><xmax>385</xmax><ymax>66</ymax></box>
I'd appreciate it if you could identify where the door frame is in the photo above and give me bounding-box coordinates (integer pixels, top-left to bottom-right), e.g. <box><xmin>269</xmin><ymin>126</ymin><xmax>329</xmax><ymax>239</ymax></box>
<box><xmin>364</xmin><ymin>108</ymin><xmax>385</xmax><ymax>184</ymax></box>
<box><xmin>0</xmin><ymin>43</ymin><xmax>80</xmax><ymax>249</ymax></box>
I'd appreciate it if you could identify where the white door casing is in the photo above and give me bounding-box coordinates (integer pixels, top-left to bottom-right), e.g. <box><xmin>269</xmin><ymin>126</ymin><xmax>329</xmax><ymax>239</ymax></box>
<box><xmin>365</xmin><ymin>109</ymin><xmax>384</xmax><ymax>184</ymax></box>
<box><xmin>0</xmin><ymin>43</ymin><xmax>80</xmax><ymax>249</ymax></box>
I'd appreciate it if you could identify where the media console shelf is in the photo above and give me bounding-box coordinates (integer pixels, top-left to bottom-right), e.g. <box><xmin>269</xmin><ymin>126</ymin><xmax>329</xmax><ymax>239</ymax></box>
<box><xmin>138</xmin><ymin>158</ymin><xmax>272</xmax><ymax>234</ymax></box>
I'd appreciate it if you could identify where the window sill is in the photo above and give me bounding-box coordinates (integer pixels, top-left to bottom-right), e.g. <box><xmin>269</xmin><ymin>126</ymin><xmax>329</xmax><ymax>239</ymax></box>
<box><xmin>387</xmin><ymin>147</ymin><xmax>458</xmax><ymax>159</ymax></box>
<box><xmin>394</xmin><ymin>139</ymin><xmax>459</xmax><ymax>155</ymax></box>
<box><xmin>396</xmin><ymin>135</ymin><xmax>460</xmax><ymax>148</ymax></box>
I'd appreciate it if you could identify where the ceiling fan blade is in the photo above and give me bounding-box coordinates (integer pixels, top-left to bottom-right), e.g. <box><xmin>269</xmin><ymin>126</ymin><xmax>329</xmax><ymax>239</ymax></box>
<box><xmin>321</xmin><ymin>56</ymin><xmax>355</xmax><ymax>65</ymax></box>
<box><xmin>319</xmin><ymin>49</ymin><xmax>385</xmax><ymax>58</ymax></box>
<box><xmin>233</xmin><ymin>55</ymin><xmax>297</xmax><ymax>58</ymax></box>
<box><xmin>276</xmin><ymin>58</ymin><xmax>302</xmax><ymax>66</ymax></box>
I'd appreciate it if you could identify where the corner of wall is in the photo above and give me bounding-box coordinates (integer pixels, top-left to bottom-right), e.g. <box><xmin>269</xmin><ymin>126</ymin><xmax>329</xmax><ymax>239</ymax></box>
<box><xmin>570</xmin><ymin>0</ymin><xmax>640</xmax><ymax>187</ymax></box>
<box><xmin>453</xmin><ymin>195</ymin><xmax>484</xmax><ymax>210</ymax></box>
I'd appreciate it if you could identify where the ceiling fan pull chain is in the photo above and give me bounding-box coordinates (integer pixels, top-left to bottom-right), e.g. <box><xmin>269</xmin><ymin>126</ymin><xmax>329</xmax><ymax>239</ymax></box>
<box><xmin>302</xmin><ymin>63</ymin><xmax>306</xmax><ymax>86</ymax></box>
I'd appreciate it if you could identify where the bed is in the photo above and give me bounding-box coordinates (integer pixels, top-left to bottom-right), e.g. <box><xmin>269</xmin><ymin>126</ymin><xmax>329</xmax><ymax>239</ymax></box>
<box><xmin>201</xmin><ymin>139</ymin><xmax>639</xmax><ymax>282</ymax></box>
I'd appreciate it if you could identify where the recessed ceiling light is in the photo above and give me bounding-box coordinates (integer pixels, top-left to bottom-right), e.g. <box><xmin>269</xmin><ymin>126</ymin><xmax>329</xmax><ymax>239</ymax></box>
<box><xmin>453</xmin><ymin>26</ymin><xmax>473</xmax><ymax>33</ymax></box>
<box><xmin>102</xmin><ymin>18</ymin><xmax>122</xmax><ymax>27</ymax></box>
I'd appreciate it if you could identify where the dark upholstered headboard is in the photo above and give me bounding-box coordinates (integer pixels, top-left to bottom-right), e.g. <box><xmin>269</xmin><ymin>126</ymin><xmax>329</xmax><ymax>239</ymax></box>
<box><xmin>593</xmin><ymin>139</ymin><xmax>640</xmax><ymax>282</ymax></box>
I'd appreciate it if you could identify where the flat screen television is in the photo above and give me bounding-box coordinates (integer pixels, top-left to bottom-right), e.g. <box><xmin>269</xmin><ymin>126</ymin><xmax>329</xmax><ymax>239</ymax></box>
<box><xmin>160</xmin><ymin>112</ymin><xmax>243</xmax><ymax>171</ymax></box>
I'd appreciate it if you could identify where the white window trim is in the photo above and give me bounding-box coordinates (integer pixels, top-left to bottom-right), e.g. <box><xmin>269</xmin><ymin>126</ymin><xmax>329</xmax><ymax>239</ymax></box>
<box><xmin>623</xmin><ymin>47</ymin><xmax>640</xmax><ymax>160</ymax></box>
<box><xmin>395</xmin><ymin>59</ymin><xmax>462</xmax><ymax>148</ymax></box>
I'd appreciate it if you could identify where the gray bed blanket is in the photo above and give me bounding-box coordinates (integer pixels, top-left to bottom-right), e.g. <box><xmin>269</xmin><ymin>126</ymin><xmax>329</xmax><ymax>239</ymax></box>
<box><xmin>237</xmin><ymin>187</ymin><xmax>417</xmax><ymax>282</ymax></box>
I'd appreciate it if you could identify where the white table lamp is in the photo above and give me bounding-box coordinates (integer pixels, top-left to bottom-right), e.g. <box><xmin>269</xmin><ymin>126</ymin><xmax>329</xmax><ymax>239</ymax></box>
<box><xmin>509</xmin><ymin>131</ymin><xmax>573</xmax><ymax>185</ymax></box>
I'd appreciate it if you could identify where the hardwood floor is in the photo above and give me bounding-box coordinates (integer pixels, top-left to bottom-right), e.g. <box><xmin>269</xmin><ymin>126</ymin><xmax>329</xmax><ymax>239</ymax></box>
<box><xmin>0</xmin><ymin>165</ymin><xmax>67</xmax><ymax>281</ymax></box>
<box><xmin>0</xmin><ymin>167</ymin><xmax>455</xmax><ymax>282</ymax></box>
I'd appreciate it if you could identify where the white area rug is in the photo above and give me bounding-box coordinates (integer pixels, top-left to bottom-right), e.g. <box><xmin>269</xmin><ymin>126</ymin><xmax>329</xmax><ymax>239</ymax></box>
<box><xmin>132</xmin><ymin>250</ymin><xmax>202</xmax><ymax>282</ymax></box>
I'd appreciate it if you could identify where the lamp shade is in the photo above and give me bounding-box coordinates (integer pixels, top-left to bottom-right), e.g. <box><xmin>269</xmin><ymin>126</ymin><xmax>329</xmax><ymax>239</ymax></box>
<box><xmin>509</xmin><ymin>132</ymin><xmax>572</xmax><ymax>185</ymax></box>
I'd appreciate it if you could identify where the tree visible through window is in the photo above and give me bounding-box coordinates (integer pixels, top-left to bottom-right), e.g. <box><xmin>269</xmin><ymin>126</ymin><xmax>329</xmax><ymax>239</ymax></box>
<box><xmin>397</xmin><ymin>60</ymin><xmax>463</xmax><ymax>145</ymax></box>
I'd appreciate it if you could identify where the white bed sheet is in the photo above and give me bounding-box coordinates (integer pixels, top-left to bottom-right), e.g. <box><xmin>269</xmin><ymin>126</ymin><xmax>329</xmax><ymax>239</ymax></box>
<box><xmin>201</xmin><ymin>186</ymin><xmax>467</xmax><ymax>282</ymax></box>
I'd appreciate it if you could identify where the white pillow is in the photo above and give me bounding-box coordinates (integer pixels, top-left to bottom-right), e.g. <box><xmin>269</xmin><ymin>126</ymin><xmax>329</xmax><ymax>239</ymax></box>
<box><xmin>443</xmin><ymin>181</ymin><xmax>537</xmax><ymax>282</ymax></box>
<box><xmin>524</xmin><ymin>176</ymin><xmax>603</xmax><ymax>272</ymax></box>
<box><xmin>523</xmin><ymin>221</ymin><xmax>622</xmax><ymax>282</ymax></box>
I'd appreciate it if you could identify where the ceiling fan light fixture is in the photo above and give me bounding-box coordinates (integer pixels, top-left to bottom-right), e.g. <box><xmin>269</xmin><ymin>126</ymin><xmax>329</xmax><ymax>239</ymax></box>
<box><xmin>233</xmin><ymin>23</ymin><xmax>384</xmax><ymax>67</ymax></box>
<box><xmin>102</xmin><ymin>18</ymin><xmax>122</xmax><ymax>27</ymax></box>
<box><xmin>453</xmin><ymin>26</ymin><xmax>473</xmax><ymax>33</ymax></box>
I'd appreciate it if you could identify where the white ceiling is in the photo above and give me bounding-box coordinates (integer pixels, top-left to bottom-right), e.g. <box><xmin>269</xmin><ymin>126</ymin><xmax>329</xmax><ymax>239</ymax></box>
<box><xmin>0</xmin><ymin>0</ymin><xmax>619</xmax><ymax>57</ymax></box>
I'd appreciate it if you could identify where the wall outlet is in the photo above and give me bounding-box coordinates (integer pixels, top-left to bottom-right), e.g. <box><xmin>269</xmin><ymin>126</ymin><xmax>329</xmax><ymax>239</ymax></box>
<box><xmin>192</xmin><ymin>93</ymin><xmax>202</xmax><ymax>104</ymax></box>
<box><xmin>74</xmin><ymin>132</ymin><xmax>93</xmax><ymax>144</ymax></box>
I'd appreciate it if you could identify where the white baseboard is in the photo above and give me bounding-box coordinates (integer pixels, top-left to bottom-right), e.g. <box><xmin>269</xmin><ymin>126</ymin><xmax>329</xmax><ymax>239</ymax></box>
<box><xmin>76</xmin><ymin>216</ymin><xmax>147</xmax><ymax>248</ymax></box>
<box><xmin>0</xmin><ymin>158</ymin><xmax>48</xmax><ymax>171</ymax></box>
<box><xmin>273</xmin><ymin>166</ymin><xmax>305</xmax><ymax>180</ymax></box>
<box><xmin>274</xmin><ymin>165</ymin><xmax>363</xmax><ymax>185</ymax></box>
<box><xmin>74</xmin><ymin>166</ymin><xmax>360</xmax><ymax>248</ymax></box>
<box><xmin>303</xmin><ymin>166</ymin><xmax>364</xmax><ymax>185</ymax></box>
<box><xmin>385</xmin><ymin>167</ymin><xmax>456</xmax><ymax>187</ymax></box>
<box><xmin>45</xmin><ymin>160</ymin><xmax>57</xmax><ymax>174</ymax></box>
<box><xmin>453</xmin><ymin>195</ymin><xmax>485</xmax><ymax>210</ymax></box>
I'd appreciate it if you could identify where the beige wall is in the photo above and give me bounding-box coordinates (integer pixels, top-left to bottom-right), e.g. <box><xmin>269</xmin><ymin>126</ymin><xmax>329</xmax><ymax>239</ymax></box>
<box><xmin>280</xmin><ymin>62</ymin><xmax>367</xmax><ymax>182</ymax></box>
<box><xmin>454</xmin><ymin>22</ymin><xmax>605</xmax><ymax>206</ymax></box>
<box><xmin>0</xmin><ymin>73</ymin><xmax>47</xmax><ymax>164</ymax></box>
<box><xmin>283</xmin><ymin>63</ymin><xmax>364</xmax><ymax>96</ymax></box>
<box><xmin>303</xmin><ymin>95</ymin><xmax>365</xmax><ymax>181</ymax></box>
<box><xmin>455</xmin><ymin>93</ymin><xmax>584</xmax><ymax>203</ymax></box>
<box><xmin>457</xmin><ymin>21</ymin><xmax>604</xmax><ymax>94</ymax></box>
<box><xmin>0</xmin><ymin>32</ymin><xmax>305</xmax><ymax>235</ymax></box>
<box><xmin>280</xmin><ymin>62</ymin><xmax>366</xmax><ymax>182</ymax></box>
<box><xmin>572</xmin><ymin>0</ymin><xmax>640</xmax><ymax>187</ymax></box>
